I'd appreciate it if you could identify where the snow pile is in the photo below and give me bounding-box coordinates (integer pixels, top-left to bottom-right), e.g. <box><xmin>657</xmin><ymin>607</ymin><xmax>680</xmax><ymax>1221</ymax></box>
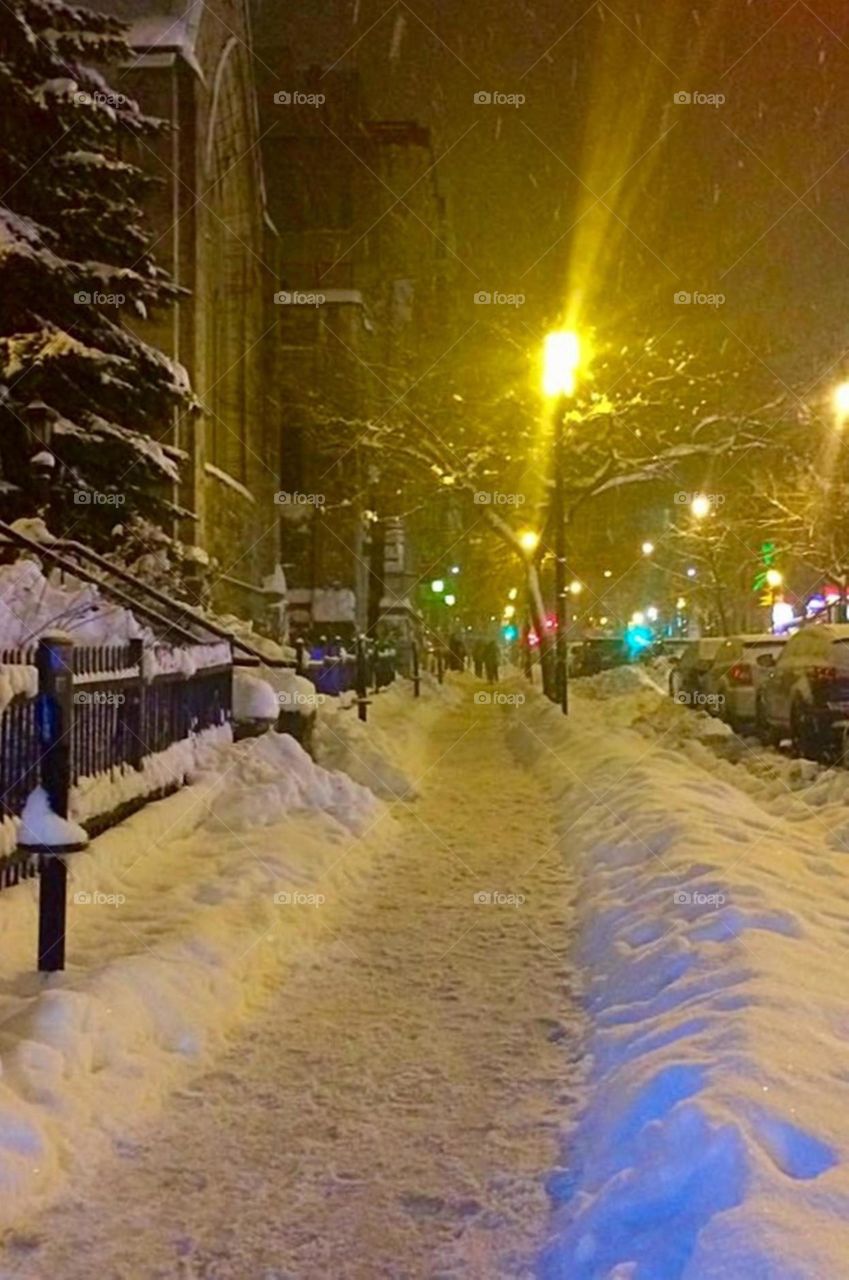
<box><xmin>232</xmin><ymin>669</ymin><xmax>279</xmax><ymax>723</ymax></box>
<box><xmin>509</xmin><ymin>683</ymin><xmax>849</xmax><ymax>1278</ymax></box>
<box><xmin>0</xmin><ymin>728</ymin><xmax>390</xmax><ymax>1229</ymax></box>
<box><xmin>71</xmin><ymin>723</ymin><xmax>233</xmax><ymax>825</ymax></box>
<box><xmin>200</xmin><ymin>729</ymin><xmax>379</xmax><ymax>834</ymax></box>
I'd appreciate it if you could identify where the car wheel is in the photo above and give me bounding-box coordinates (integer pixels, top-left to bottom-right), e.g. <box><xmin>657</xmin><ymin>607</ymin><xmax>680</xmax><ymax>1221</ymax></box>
<box><xmin>790</xmin><ymin>700</ymin><xmax>823</xmax><ymax>761</ymax></box>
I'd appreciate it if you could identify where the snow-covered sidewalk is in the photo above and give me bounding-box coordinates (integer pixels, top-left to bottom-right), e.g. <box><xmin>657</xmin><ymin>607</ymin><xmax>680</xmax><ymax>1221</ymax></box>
<box><xmin>1</xmin><ymin>681</ymin><xmax>583</xmax><ymax>1279</ymax></box>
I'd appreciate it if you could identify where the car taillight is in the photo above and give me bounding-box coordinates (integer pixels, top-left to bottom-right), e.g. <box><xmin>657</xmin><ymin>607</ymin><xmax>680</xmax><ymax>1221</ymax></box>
<box><xmin>729</xmin><ymin>663</ymin><xmax>753</xmax><ymax>685</ymax></box>
<box><xmin>811</xmin><ymin>666</ymin><xmax>838</xmax><ymax>682</ymax></box>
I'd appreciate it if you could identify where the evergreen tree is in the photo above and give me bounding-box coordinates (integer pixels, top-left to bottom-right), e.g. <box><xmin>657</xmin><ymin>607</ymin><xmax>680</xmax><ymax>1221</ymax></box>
<box><xmin>0</xmin><ymin>0</ymin><xmax>193</xmax><ymax>547</ymax></box>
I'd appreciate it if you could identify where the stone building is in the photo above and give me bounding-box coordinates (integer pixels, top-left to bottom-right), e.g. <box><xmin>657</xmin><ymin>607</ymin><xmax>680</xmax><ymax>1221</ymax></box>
<box><xmin>88</xmin><ymin>0</ymin><xmax>284</xmax><ymax>621</ymax></box>
<box><xmin>250</xmin><ymin>30</ymin><xmax>456</xmax><ymax>639</ymax></box>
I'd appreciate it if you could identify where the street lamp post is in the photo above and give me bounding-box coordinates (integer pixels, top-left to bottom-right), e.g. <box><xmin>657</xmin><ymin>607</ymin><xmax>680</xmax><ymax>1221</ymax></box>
<box><xmin>543</xmin><ymin>330</ymin><xmax>581</xmax><ymax>715</ymax></box>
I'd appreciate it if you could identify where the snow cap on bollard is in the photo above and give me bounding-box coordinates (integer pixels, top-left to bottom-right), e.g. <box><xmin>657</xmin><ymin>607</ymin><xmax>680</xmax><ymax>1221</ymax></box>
<box><xmin>17</xmin><ymin>786</ymin><xmax>88</xmax><ymax>855</ymax></box>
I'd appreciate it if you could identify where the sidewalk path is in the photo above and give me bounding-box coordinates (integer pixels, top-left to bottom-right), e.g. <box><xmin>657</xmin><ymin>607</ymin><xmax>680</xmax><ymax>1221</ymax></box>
<box><xmin>6</xmin><ymin>696</ymin><xmax>583</xmax><ymax>1280</ymax></box>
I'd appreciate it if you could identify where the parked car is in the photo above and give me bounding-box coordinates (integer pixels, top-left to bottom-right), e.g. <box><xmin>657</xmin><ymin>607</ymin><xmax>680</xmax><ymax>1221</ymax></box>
<box><xmin>702</xmin><ymin>634</ymin><xmax>787</xmax><ymax>731</ymax></box>
<box><xmin>755</xmin><ymin>624</ymin><xmax>849</xmax><ymax>758</ymax></box>
<box><xmin>573</xmin><ymin>636</ymin><xmax>629</xmax><ymax>676</ymax></box>
<box><xmin>668</xmin><ymin>637</ymin><xmax>723</xmax><ymax>705</ymax></box>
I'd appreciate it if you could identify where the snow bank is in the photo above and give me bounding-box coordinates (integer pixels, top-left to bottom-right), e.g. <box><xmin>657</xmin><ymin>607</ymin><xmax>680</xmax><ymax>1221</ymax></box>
<box><xmin>0</xmin><ymin>730</ymin><xmax>389</xmax><ymax>1229</ymax></box>
<box><xmin>508</xmin><ymin>682</ymin><xmax>849</xmax><ymax>1278</ymax></box>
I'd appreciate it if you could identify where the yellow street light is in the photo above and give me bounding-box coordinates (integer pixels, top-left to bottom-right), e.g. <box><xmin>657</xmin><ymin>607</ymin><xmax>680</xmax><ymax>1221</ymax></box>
<box><xmin>508</xmin><ymin>587</ymin><xmax>518</xmax><ymax>601</ymax></box>
<box><xmin>632</xmin><ymin>611</ymin><xmax>646</xmax><ymax>626</ymax></box>
<box><xmin>834</xmin><ymin>381</ymin><xmax>849</xmax><ymax>425</ymax></box>
<box><xmin>676</xmin><ymin>596</ymin><xmax>687</xmax><ymax>610</ymax></box>
<box><xmin>569</xmin><ymin>579</ymin><xmax>583</xmax><ymax>595</ymax></box>
<box><xmin>542</xmin><ymin>330</ymin><xmax>581</xmax><ymax>398</ymax></box>
<box><xmin>691</xmin><ymin>494</ymin><xmax>711</xmax><ymax>519</ymax></box>
<box><xmin>503</xmin><ymin>604</ymin><xmax>516</xmax><ymax>619</ymax></box>
<box><xmin>766</xmin><ymin>569</ymin><xmax>783</xmax><ymax>589</ymax></box>
<box><xmin>641</xmin><ymin>541</ymin><xmax>655</xmax><ymax>556</ymax></box>
<box><xmin>520</xmin><ymin>530</ymin><xmax>540</xmax><ymax>553</ymax></box>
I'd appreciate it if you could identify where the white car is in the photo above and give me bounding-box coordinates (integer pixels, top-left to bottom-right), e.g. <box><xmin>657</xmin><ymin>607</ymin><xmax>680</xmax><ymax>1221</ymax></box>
<box><xmin>703</xmin><ymin>634</ymin><xmax>787</xmax><ymax>730</ymax></box>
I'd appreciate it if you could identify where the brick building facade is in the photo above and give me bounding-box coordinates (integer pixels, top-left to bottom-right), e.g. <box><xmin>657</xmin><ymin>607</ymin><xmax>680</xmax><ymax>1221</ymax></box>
<box><xmin>88</xmin><ymin>0</ymin><xmax>284</xmax><ymax>621</ymax></box>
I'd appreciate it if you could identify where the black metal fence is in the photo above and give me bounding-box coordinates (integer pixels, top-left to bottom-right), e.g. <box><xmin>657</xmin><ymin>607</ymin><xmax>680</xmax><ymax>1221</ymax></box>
<box><xmin>0</xmin><ymin>634</ymin><xmax>233</xmax><ymax>887</ymax></box>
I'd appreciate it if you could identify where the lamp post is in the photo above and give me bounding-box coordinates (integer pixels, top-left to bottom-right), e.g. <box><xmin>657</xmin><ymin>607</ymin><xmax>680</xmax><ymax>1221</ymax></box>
<box><xmin>833</xmin><ymin>382</ymin><xmax>849</xmax><ymax>619</ymax></box>
<box><xmin>542</xmin><ymin>330</ymin><xmax>581</xmax><ymax>714</ymax></box>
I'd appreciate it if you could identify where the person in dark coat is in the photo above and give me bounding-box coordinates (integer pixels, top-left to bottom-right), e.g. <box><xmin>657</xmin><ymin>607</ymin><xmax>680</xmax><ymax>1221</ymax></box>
<box><xmin>484</xmin><ymin>639</ymin><xmax>500</xmax><ymax>682</ymax></box>
<box><xmin>472</xmin><ymin>638</ymin><xmax>486</xmax><ymax>678</ymax></box>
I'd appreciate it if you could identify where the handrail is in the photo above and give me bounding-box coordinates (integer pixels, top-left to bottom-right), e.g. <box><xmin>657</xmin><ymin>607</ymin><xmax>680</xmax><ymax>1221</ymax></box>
<box><xmin>0</xmin><ymin>522</ymin><xmax>295</xmax><ymax>668</ymax></box>
<box><xmin>0</xmin><ymin>522</ymin><xmax>202</xmax><ymax>648</ymax></box>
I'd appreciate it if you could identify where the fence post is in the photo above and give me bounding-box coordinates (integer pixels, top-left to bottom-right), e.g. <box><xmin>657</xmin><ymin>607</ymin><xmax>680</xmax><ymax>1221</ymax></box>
<box><xmin>126</xmin><ymin>638</ymin><xmax>145</xmax><ymax>769</ymax></box>
<box><xmin>412</xmin><ymin>640</ymin><xmax>421</xmax><ymax>698</ymax></box>
<box><xmin>356</xmin><ymin>635</ymin><xmax>369</xmax><ymax>723</ymax></box>
<box><xmin>32</xmin><ymin>635</ymin><xmax>80</xmax><ymax>973</ymax></box>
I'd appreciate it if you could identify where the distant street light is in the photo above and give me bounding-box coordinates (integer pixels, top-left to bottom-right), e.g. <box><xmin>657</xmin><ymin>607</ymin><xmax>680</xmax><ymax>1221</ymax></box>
<box><xmin>641</xmin><ymin>541</ymin><xmax>655</xmax><ymax>556</ymax></box>
<box><xmin>508</xmin><ymin>587</ymin><xmax>518</xmax><ymax>601</ymax></box>
<box><xmin>542</xmin><ymin>328</ymin><xmax>582</xmax><ymax>716</ymax></box>
<box><xmin>569</xmin><ymin>579</ymin><xmax>583</xmax><ymax>595</ymax></box>
<box><xmin>519</xmin><ymin>530</ymin><xmax>540</xmax><ymax>553</ymax></box>
<box><xmin>632</xmin><ymin>611</ymin><xmax>646</xmax><ymax>626</ymax></box>
<box><xmin>431</xmin><ymin>579</ymin><xmax>445</xmax><ymax>594</ymax></box>
<box><xmin>765</xmin><ymin>568</ymin><xmax>783</xmax><ymax>589</ymax></box>
<box><xmin>691</xmin><ymin>494</ymin><xmax>711</xmax><ymax>519</ymax></box>
<box><xmin>676</xmin><ymin>596</ymin><xmax>687</xmax><ymax>610</ymax></box>
<box><xmin>686</xmin><ymin>567</ymin><xmax>697</xmax><ymax>578</ymax></box>
<box><xmin>444</xmin><ymin>593</ymin><xmax>457</xmax><ymax>606</ymax></box>
<box><xmin>647</xmin><ymin>606</ymin><xmax>659</xmax><ymax>622</ymax></box>
<box><xmin>603</xmin><ymin>569</ymin><xmax>613</xmax><ymax>578</ymax></box>
<box><xmin>503</xmin><ymin>604</ymin><xmax>516</xmax><ymax>619</ymax></box>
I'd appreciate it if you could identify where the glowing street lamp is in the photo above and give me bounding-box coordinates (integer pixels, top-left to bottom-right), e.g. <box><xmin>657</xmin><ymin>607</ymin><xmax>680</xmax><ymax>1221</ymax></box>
<box><xmin>431</xmin><ymin>579</ymin><xmax>445</xmax><ymax>594</ymax></box>
<box><xmin>691</xmin><ymin>494</ymin><xmax>711</xmax><ymax>520</ymax></box>
<box><xmin>569</xmin><ymin>579</ymin><xmax>583</xmax><ymax>596</ymax></box>
<box><xmin>647</xmin><ymin>606</ymin><xmax>659</xmax><ymax>622</ymax></box>
<box><xmin>676</xmin><ymin>596</ymin><xmax>687</xmax><ymax>611</ymax></box>
<box><xmin>766</xmin><ymin>568</ymin><xmax>783</xmax><ymax>589</ymax></box>
<box><xmin>519</xmin><ymin>530</ymin><xmax>540</xmax><ymax>554</ymax></box>
<box><xmin>503</xmin><ymin>604</ymin><xmax>516</xmax><ymax>619</ymax></box>
<box><xmin>631</xmin><ymin>611</ymin><xmax>646</xmax><ymax>626</ymax></box>
<box><xmin>542</xmin><ymin>330</ymin><xmax>581</xmax><ymax>398</ymax></box>
<box><xmin>444</xmin><ymin>593</ymin><xmax>456</xmax><ymax>607</ymax></box>
<box><xmin>508</xmin><ymin>587</ymin><xmax>518</xmax><ymax>601</ymax></box>
<box><xmin>641</xmin><ymin>541</ymin><xmax>655</xmax><ymax>556</ymax></box>
<box><xmin>834</xmin><ymin>381</ymin><xmax>849</xmax><ymax>426</ymax></box>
